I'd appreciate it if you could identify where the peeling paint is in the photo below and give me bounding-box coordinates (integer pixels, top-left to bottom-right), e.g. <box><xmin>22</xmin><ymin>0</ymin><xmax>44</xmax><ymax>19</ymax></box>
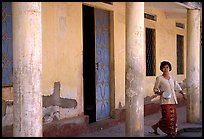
<box><xmin>2</xmin><ymin>99</ymin><xmax>13</xmax><ymax>117</ymax></box>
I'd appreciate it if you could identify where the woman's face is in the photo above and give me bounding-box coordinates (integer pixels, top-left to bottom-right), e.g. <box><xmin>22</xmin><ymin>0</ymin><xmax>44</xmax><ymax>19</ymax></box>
<box><xmin>162</xmin><ymin>65</ymin><xmax>170</xmax><ymax>74</ymax></box>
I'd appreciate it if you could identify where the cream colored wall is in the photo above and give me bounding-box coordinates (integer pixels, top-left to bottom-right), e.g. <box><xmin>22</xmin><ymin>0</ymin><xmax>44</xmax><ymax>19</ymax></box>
<box><xmin>1</xmin><ymin>2</ymin><xmax>192</xmax><ymax>129</ymax></box>
<box><xmin>112</xmin><ymin>3</ymin><xmax>126</xmax><ymax>109</ymax></box>
<box><xmin>144</xmin><ymin>7</ymin><xmax>187</xmax><ymax>99</ymax></box>
<box><xmin>41</xmin><ymin>2</ymin><xmax>127</xmax><ymax>118</ymax></box>
<box><xmin>42</xmin><ymin>2</ymin><xmax>83</xmax><ymax>118</ymax></box>
<box><xmin>41</xmin><ymin>2</ymin><xmax>187</xmax><ymax>119</ymax></box>
<box><xmin>112</xmin><ymin>3</ymin><xmax>187</xmax><ymax>107</ymax></box>
<box><xmin>2</xmin><ymin>3</ymin><xmax>188</xmax><ymax>123</ymax></box>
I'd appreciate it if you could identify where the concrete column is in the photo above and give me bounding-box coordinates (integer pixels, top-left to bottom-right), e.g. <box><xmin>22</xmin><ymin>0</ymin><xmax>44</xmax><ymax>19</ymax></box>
<box><xmin>186</xmin><ymin>9</ymin><xmax>201</xmax><ymax>123</ymax></box>
<box><xmin>125</xmin><ymin>2</ymin><xmax>144</xmax><ymax>137</ymax></box>
<box><xmin>12</xmin><ymin>2</ymin><xmax>42</xmax><ymax>136</ymax></box>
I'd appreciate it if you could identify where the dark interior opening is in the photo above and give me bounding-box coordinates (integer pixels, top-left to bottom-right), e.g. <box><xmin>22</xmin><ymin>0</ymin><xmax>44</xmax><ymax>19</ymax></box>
<box><xmin>82</xmin><ymin>5</ymin><xmax>96</xmax><ymax>123</ymax></box>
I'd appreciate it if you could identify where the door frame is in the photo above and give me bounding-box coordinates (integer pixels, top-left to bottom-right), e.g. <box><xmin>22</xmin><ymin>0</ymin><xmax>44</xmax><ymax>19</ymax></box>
<box><xmin>82</xmin><ymin>3</ymin><xmax>115</xmax><ymax>122</ymax></box>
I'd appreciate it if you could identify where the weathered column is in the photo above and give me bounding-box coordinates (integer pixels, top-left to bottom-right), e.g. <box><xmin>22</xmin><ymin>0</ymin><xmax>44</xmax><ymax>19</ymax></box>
<box><xmin>125</xmin><ymin>2</ymin><xmax>144</xmax><ymax>137</ymax></box>
<box><xmin>186</xmin><ymin>9</ymin><xmax>201</xmax><ymax>123</ymax></box>
<box><xmin>12</xmin><ymin>2</ymin><xmax>42</xmax><ymax>136</ymax></box>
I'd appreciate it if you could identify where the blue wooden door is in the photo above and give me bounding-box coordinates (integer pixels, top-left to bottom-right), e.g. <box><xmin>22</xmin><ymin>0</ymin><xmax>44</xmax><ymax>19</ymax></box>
<box><xmin>95</xmin><ymin>9</ymin><xmax>110</xmax><ymax>121</ymax></box>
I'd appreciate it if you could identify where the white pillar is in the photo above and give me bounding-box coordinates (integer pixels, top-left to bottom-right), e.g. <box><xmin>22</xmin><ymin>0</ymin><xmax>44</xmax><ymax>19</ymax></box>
<box><xmin>125</xmin><ymin>2</ymin><xmax>144</xmax><ymax>137</ymax></box>
<box><xmin>12</xmin><ymin>2</ymin><xmax>42</xmax><ymax>137</ymax></box>
<box><xmin>186</xmin><ymin>9</ymin><xmax>201</xmax><ymax>123</ymax></box>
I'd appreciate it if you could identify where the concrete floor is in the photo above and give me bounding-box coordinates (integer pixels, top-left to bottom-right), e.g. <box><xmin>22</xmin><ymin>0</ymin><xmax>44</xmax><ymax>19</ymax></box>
<box><xmin>77</xmin><ymin>106</ymin><xmax>202</xmax><ymax>137</ymax></box>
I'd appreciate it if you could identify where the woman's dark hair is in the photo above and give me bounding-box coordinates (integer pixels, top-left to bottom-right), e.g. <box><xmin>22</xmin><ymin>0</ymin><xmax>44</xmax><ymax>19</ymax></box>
<box><xmin>160</xmin><ymin>61</ymin><xmax>172</xmax><ymax>71</ymax></box>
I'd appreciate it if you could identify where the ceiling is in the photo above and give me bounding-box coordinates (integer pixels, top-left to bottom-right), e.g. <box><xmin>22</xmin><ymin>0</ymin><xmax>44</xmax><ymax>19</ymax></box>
<box><xmin>145</xmin><ymin>2</ymin><xmax>188</xmax><ymax>19</ymax></box>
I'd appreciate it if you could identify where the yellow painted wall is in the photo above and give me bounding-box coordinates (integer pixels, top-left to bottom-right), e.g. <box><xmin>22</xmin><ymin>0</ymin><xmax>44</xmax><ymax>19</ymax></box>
<box><xmin>42</xmin><ymin>2</ymin><xmax>83</xmax><ymax>118</ymax></box>
<box><xmin>144</xmin><ymin>7</ymin><xmax>187</xmax><ymax>99</ymax></box>
<box><xmin>111</xmin><ymin>2</ymin><xmax>126</xmax><ymax>109</ymax></box>
<box><xmin>2</xmin><ymin>2</ymin><xmax>188</xmax><ymax>121</ymax></box>
<box><xmin>32</xmin><ymin>2</ymin><xmax>189</xmax><ymax>118</ymax></box>
<box><xmin>41</xmin><ymin>2</ymin><xmax>127</xmax><ymax>118</ymax></box>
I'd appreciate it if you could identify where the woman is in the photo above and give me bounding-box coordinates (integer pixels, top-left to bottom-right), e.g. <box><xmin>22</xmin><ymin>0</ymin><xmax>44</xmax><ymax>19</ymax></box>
<box><xmin>151</xmin><ymin>61</ymin><xmax>186</xmax><ymax>137</ymax></box>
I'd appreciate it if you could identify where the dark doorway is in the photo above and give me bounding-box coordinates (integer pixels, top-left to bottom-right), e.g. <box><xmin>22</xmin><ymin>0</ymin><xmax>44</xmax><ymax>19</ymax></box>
<box><xmin>83</xmin><ymin>5</ymin><xmax>96</xmax><ymax>123</ymax></box>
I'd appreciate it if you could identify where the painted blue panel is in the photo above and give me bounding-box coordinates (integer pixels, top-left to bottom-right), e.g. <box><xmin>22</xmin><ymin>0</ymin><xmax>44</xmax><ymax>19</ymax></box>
<box><xmin>2</xmin><ymin>2</ymin><xmax>13</xmax><ymax>86</ymax></box>
<box><xmin>95</xmin><ymin>9</ymin><xmax>110</xmax><ymax>121</ymax></box>
<box><xmin>96</xmin><ymin>48</ymin><xmax>109</xmax><ymax>65</ymax></box>
<box><xmin>96</xmin><ymin>83</ymin><xmax>110</xmax><ymax>119</ymax></box>
<box><xmin>103</xmin><ymin>48</ymin><xmax>109</xmax><ymax>65</ymax></box>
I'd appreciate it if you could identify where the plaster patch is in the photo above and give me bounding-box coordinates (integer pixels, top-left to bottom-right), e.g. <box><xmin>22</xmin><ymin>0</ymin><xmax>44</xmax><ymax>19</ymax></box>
<box><xmin>2</xmin><ymin>105</ymin><xmax>13</xmax><ymax>126</ymax></box>
<box><xmin>43</xmin><ymin>106</ymin><xmax>60</xmax><ymax>124</ymax></box>
<box><xmin>43</xmin><ymin>82</ymin><xmax>77</xmax><ymax>108</ymax></box>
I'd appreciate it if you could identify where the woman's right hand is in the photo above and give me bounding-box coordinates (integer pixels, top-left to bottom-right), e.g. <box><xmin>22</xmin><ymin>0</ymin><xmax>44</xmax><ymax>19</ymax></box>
<box><xmin>156</xmin><ymin>91</ymin><xmax>163</xmax><ymax>95</ymax></box>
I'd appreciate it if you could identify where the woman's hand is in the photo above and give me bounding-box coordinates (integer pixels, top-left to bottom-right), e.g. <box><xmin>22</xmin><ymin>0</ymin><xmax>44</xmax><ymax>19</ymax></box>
<box><xmin>179</xmin><ymin>91</ymin><xmax>187</xmax><ymax>101</ymax></box>
<box><xmin>156</xmin><ymin>91</ymin><xmax>164</xmax><ymax>95</ymax></box>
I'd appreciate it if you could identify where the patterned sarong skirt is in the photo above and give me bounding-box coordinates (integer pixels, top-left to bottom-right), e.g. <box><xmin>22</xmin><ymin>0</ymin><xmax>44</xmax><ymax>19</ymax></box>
<box><xmin>158</xmin><ymin>104</ymin><xmax>177</xmax><ymax>137</ymax></box>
